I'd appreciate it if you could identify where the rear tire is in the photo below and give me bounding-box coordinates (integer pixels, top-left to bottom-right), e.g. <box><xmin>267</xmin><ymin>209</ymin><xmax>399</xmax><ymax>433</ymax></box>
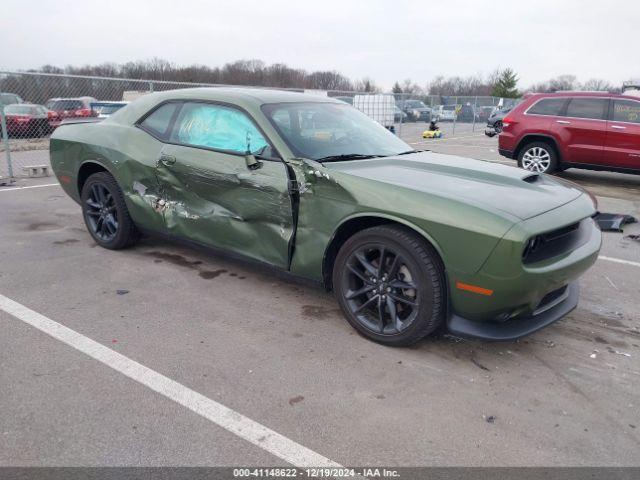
<box><xmin>81</xmin><ymin>172</ymin><xmax>139</xmax><ymax>250</ymax></box>
<box><xmin>517</xmin><ymin>141</ymin><xmax>558</xmax><ymax>174</ymax></box>
<box><xmin>332</xmin><ymin>225</ymin><xmax>446</xmax><ymax>347</ymax></box>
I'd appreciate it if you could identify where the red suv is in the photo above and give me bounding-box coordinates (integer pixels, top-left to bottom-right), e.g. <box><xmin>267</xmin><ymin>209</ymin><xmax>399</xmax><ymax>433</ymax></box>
<box><xmin>498</xmin><ymin>92</ymin><xmax>640</xmax><ymax>174</ymax></box>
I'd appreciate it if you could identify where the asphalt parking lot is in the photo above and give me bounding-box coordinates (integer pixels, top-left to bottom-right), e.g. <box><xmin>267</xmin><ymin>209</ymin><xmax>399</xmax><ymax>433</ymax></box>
<box><xmin>1</xmin><ymin>131</ymin><xmax>639</xmax><ymax>467</ymax></box>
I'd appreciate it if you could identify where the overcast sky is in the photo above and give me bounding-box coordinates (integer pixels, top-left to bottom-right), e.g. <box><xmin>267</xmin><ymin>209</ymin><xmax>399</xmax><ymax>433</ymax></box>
<box><xmin>1</xmin><ymin>0</ymin><xmax>637</xmax><ymax>89</ymax></box>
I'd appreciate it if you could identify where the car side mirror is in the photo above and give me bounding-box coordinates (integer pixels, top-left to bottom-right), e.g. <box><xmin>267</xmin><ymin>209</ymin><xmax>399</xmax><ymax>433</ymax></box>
<box><xmin>245</xmin><ymin>152</ymin><xmax>262</xmax><ymax>170</ymax></box>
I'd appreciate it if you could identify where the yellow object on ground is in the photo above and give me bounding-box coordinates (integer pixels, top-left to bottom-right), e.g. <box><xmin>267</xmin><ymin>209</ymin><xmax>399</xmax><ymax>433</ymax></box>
<box><xmin>422</xmin><ymin>129</ymin><xmax>443</xmax><ymax>139</ymax></box>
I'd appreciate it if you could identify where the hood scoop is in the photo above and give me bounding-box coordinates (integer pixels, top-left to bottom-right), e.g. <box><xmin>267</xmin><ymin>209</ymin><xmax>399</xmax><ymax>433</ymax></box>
<box><xmin>522</xmin><ymin>174</ymin><xmax>541</xmax><ymax>183</ymax></box>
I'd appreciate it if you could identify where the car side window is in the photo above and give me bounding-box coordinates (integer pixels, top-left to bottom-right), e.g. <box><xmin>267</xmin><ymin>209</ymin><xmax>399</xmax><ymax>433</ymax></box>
<box><xmin>139</xmin><ymin>103</ymin><xmax>179</xmax><ymax>140</ymax></box>
<box><xmin>170</xmin><ymin>102</ymin><xmax>269</xmax><ymax>155</ymax></box>
<box><xmin>564</xmin><ymin>98</ymin><xmax>608</xmax><ymax>120</ymax></box>
<box><xmin>527</xmin><ymin>98</ymin><xmax>566</xmax><ymax>116</ymax></box>
<box><xmin>611</xmin><ymin>100</ymin><xmax>640</xmax><ymax>124</ymax></box>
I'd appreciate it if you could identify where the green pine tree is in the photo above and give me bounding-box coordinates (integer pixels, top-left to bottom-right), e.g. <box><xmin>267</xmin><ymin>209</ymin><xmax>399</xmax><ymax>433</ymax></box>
<box><xmin>492</xmin><ymin>68</ymin><xmax>519</xmax><ymax>98</ymax></box>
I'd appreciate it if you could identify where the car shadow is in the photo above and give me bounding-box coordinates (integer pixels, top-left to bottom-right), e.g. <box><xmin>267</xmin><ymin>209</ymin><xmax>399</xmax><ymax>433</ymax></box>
<box><xmin>556</xmin><ymin>169</ymin><xmax>640</xmax><ymax>201</ymax></box>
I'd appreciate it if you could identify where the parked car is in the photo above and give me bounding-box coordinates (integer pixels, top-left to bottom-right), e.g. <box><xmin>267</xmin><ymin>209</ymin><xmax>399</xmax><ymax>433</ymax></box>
<box><xmin>394</xmin><ymin>105</ymin><xmax>407</xmax><ymax>123</ymax></box>
<box><xmin>476</xmin><ymin>106</ymin><xmax>495</xmax><ymax>122</ymax></box>
<box><xmin>457</xmin><ymin>104</ymin><xmax>475</xmax><ymax>123</ymax></box>
<box><xmin>436</xmin><ymin>104</ymin><xmax>457</xmax><ymax>121</ymax></box>
<box><xmin>90</xmin><ymin>101</ymin><xmax>129</xmax><ymax>118</ymax></box>
<box><xmin>3</xmin><ymin>103</ymin><xmax>52</xmax><ymax>137</ymax></box>
<box><xmin>499</xmin><ymin>92</ymin><xmax>640</xmax><ymax>174</ymax></box>
<box><xmin>46</xmin><ymin>97</ymin><xmax>97</xmax><ymax>128</ymax></box>
<box><xmin>484</xmin><ymin>106</ymin><xmax>513</xmax><ymax>136</ymax></box>
<box><xmin>50</xmin><ymin>88</ymin><xmax>601</xmax><ymax>346</ymax></box>
<box><xmin>397</xmin><ymin>99</ymin><xmax>432</xmax><ymax>122</ymax></box>
<box><xmin>0</xmin><ymin>92</ymin><xmax>24</xmax><ymax>111</ymax></box>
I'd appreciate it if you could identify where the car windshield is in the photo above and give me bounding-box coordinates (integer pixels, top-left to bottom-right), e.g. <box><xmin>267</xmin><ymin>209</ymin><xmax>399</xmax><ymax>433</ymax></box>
<box><xmin>47</xmin><ymin>100</ymin><xmax>83</xmax><ymax>111</ymax></box>
<box><xmin>91</xmin><ymin>103</ymin><xmax>126</xmax><ymax>115</ymax></box>
<box><xmin>4</xmin><ymin>105</ymin><xmax>37</xmax><ymax>115</ymax></box>
<box><xmin>1</xmin><ymin>94</ymin><xmax>16</xmax><ymax>105</ymax></box>
<box><xmin>262</xmin><ymin>102</ymin><xmax>412</xmax><ymax>161</ymax></box>
<box><xmin>404</xmin><ymin>100</ymin><xmax>426</xmax><ymax>108</ymax></box>
<box><xmin>442</xmin><ymin>105</ymin><xmax>456</xmax><ymax>111</ymax></box>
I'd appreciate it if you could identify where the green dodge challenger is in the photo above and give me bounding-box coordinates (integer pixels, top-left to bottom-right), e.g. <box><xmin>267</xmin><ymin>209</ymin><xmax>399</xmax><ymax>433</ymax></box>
<box><xmin>50</xmin><ymin>88</ymin><xmax>601</xmax><ymax>346</ymax></box>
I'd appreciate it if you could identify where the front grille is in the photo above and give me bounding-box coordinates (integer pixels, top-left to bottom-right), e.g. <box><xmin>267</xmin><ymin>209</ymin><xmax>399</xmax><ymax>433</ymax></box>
<box><xmin>523</xmin><ymin>220</ymin><xmax>589</xmax><ymax>265</ymax></box>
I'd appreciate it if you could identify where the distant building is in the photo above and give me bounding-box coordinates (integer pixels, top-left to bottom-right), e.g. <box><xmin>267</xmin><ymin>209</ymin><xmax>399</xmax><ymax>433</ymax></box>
<box><xmin>623</xmin><ymin>81</ymin><xmax>640</xmax><ymax>97</ymax></box>
<box><xmin>122</xmin><ymin>91</ymin><xmax>150</xmax><ymax>101</ymax></box>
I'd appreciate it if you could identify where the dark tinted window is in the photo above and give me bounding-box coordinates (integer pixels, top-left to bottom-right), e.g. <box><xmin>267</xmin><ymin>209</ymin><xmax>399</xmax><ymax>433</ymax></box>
<box><xmin>611</xmin><ymin>99</ymin><xmax>640</xmax><ymax>124</ymax></box>
<box><xmin>565</xmin><ymin>98</ymin><xmax>607</xmax><ymax>120</ymax></box>
<box><xmin>527</xmin><ymin>98</ymin><xmax>566</xmax><ymax>116</ymax></box>
<box><xmin>170</xmin><ymin>102</ymin><xmax>269</xmax><ymax>154</ymax></box>
<box><xmin>139</xmin><ymin>103</ymin><xmax>178</xmax><ymax>140</ymax></box>
<box><xmin>405</xmin><ymin>100</ymin><xmax>426</xmax><ymax>108</ymax></box>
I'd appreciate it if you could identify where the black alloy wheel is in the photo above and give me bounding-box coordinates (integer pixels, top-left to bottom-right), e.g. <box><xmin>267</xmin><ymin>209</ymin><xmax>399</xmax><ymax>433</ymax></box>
<box><xmin>81</xmin><ymin>171</ymin><xmax>139</xmax><ymax>249</ymax></box>
<box><xmin>333</xmin><ymin>226</ymin><xmax>445</xmax><ymax>346</ymax></box>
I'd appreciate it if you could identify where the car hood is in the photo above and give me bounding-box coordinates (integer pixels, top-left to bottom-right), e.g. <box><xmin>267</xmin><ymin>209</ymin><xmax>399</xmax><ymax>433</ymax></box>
<box><xmin>324</xmin><ymin>152</ymin><xmax>584</xmax><ymax>220</ymax></box>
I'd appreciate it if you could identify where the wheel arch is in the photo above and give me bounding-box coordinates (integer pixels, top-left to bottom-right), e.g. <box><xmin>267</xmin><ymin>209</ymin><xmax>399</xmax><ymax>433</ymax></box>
<box><xmin>321</xmin><ymin>213</ymin><xmax>446</xmax><ymax>291</ymax></box>
<box><xmin>76</xmin><ymin>160</ymin><xmax>116</xmax><ymax>197</ymax></box>
<box><xmin>515</xmin><ymin>134</ymin><xmax>562</xmax><ymax>163</ymax></box>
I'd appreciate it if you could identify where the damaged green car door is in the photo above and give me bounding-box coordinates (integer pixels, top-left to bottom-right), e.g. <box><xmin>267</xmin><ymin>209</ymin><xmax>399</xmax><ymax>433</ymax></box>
<box><xmin>153</xmin><ymin>101</ymin><xmax>294</xmax><ymax>267</ymax></box>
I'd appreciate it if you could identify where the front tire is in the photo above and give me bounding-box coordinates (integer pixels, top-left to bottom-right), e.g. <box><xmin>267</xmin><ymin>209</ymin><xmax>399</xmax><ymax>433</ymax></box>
<box><xmin>81</xmin><ymin>172</ymin><xmax>139</xmax><ymax>249</ymax></box>
<box><xmin>333</xmin><ymin>225</ymin><xmax>446</xmax><ymax>346</ymax></box>
<box><xmin>517</xmin><ymin>141</ymin><xmax>558</xmax><ymax>173</ymax></box>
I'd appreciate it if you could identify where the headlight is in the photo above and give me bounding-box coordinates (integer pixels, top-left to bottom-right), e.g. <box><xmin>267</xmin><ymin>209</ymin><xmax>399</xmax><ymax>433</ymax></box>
<box><xmin>522</xmin><ymin>236</ymin><xmax>540</xmax><ymax>260</ymax></box>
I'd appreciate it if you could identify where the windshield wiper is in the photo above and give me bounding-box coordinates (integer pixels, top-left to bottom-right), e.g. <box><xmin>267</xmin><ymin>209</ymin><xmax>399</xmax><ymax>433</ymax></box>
<box><xmin>316</xmin><ymin>153</ymin><xmax>383</xmax><ymax>163</ymax></box>
<box><xmin>395</xmin><ymin>150</ymin><xmax>425</xmax><ymax>156</ymax></box>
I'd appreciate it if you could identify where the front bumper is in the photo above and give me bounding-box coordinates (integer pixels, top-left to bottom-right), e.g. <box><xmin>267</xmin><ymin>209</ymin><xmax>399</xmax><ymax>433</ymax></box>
<box><xmin>498</xmin><ymin>148</ymin><xmax>515</xmax><ymax>159</ymax></box>
<box><xmin>447</xmin><ymin>281</ymin><xmax>578</xmax><ymax>341</ymax></box>
<box><xmin>444</xmin><ymin>194</ymin><xmax>600</xmax><ymax>340</ymax></box>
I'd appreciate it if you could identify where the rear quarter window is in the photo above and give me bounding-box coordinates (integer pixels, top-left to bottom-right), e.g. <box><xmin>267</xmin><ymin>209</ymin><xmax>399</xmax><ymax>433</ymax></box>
<box><xmin>611</xmin><ymin>99</ymin><xmax>640</xmax><ymax>124</ymax></box>
<box><xmin>138</xmin><ymin>103</ymin><xmax>179</xmax><ymax>140</ymax></box>
<box><xmin>526</xmin><ymin>98</ymin><xmax>566</xmax><ymax>116</ymax></box>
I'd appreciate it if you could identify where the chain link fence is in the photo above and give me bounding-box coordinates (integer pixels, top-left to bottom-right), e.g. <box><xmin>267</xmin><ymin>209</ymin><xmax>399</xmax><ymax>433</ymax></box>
<box><xmin>0</xmin><ymin>71</ymin><xmax>511</xmax><ymax>182</ymax></box>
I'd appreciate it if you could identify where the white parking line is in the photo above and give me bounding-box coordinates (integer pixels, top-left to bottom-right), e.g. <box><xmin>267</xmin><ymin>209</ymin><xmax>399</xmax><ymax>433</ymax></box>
<box><xmin>0</xmin><ymin>293</ymin><xmax>341</xmax><ymax>468</ymax></box>
<box><xmin>599</xmin><ymin>255</ymin><xmax>640</xmax><ymax>268</ymax></box>
<box><xmin>409</xmin><ymin>133</ymin><xmax>486</xmax><ymax>144</ymax></box>
<box><xmin>0</xmin><ymin>183</ymin><xmax>60</xmax><ymax>192</ymax></box>
<box><xmin>418</xmin><ymin>144</ymin><xmax>495</xmax><ymax>149</ymax></box>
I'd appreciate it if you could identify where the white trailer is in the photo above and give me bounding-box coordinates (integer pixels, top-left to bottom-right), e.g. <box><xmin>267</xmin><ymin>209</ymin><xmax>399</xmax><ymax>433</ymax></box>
<box><xmin>353</xmin><ymin>94</ymin><xmax>396</xmax><ymax>129</ymax></box>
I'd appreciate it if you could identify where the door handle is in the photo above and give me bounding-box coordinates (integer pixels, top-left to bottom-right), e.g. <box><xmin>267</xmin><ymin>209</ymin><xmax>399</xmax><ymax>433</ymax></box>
<box><xmin>159</xmin><ymin>154</ymin><xmax>176</xmax><ymax>166</ymax></box>
<box><xmin>556</xmin><ymin>120</ymin><xmax>571</xmax><ymax>125</ymax></box>
<box><xmin>611</xmin><ymin>125</ymin><xmax>626</xmax><ymax>130</ymax></box>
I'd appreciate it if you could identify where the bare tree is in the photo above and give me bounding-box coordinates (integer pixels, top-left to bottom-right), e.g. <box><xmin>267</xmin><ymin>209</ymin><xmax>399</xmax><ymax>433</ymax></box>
<box><xmin>353</xmin><ymin>77</ymin><xmax>379</xmax><ymax>93</ymax></box>
<box><xmin>528</xmin><ymin>75</ymin><xmax>579</xmax><ymax>93</ymax></box>
<box><xmin>581</xmin><ymin>78</ymin><xmax>614</xmax><ymax>91</ymax></box>
<box><xmin>427</xmin><ymin>74</ymin><xmax>493</xmax><ymax>96</ymax></box>
<box><xmin>400</xmin><ymin>79</ymin><xmax>423</xmax><ymax>95</ymax></box>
